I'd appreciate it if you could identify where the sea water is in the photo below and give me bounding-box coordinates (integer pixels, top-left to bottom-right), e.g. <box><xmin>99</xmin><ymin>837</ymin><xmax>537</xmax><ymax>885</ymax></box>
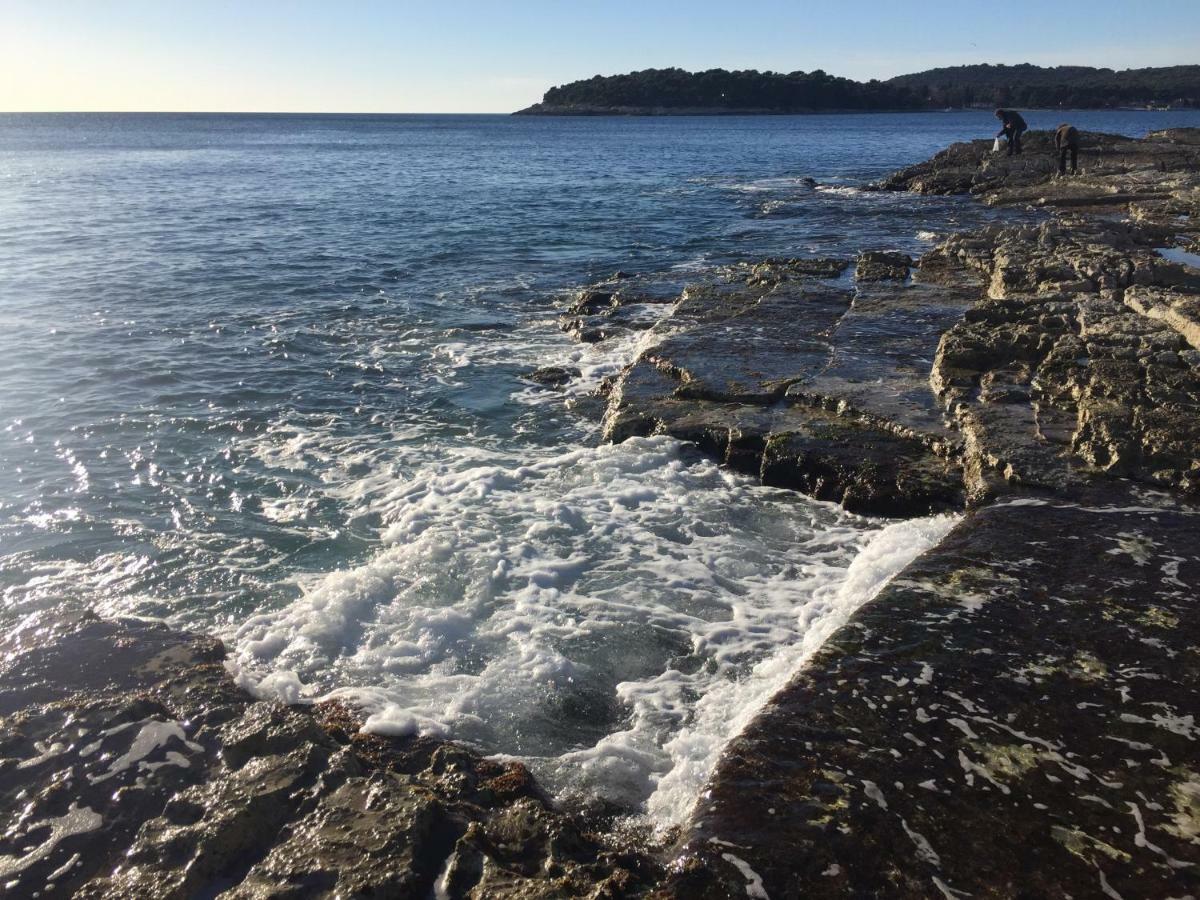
<box><xmin>3</xmin><ymin>109</ymin><xmax>1198</xmax><ymax>825</ymax></box>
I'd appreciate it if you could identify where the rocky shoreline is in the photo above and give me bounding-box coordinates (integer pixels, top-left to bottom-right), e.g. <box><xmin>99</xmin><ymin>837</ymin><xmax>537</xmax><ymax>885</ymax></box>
<box><xmin>4</xmin><ymin>129</ymin><xmax>1200</xmax><ymax>897</ymax></box>
<box><xmin>0</xmin><ymin>612</ymin><xmax>662</xmax><ymax>897</ymax></box>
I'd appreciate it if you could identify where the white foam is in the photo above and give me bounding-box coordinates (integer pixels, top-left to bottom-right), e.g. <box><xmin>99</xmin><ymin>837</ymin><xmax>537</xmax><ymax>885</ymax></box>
<box><xmin>5</xmin><ymin>251</ymin><xmax>958</xmax><ymax>830</ymax></box>
<box><xmin>514</xmin><ymin>305</ymin><xmax>675</xmax><ymax>402</ymax></box>
<box><xmin>720</xmin><ymin>850</ymin><xmax>770</xmax><ymax>899</ymax></box>
<box><xmin>88</xmin><ymin>718</ymin><xmax>203</xmax><ymax>784</ymax></box>
<box><xmin>642</xmin><ymin>512</ymin><xmax>955</xmax><ymax>827</ymax></box>
<box><xmin>0</xmin><ymin>803</ymin><xmax>102</xmax><ymax>880</ymax></box>
<box><xmin>722</xmin><ymin>176</ymin><xmax>820</xmax><ymax>194</ymax></box>
<box><xmin>227</xmin><ymin>430</ymin><xmax>956</xmax><ymax>823</ymax></box>
<box><xmin>816</xmin><ymin>185</ymin><xmax>863</xmax><ymax>197</ymax></box>
<box><xmin>758</xmin><ymin>199</ymin><xmax>795</xmax><ymax>216</ymax></box>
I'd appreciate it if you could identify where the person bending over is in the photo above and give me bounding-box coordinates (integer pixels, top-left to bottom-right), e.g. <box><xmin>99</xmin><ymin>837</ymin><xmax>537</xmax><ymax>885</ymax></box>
<box><xmin>995</xmin><ymin>109</ymin><xmax>1028</xmax><ymax>156</ymax></box>
<box><xmin>1055</xmin><ymin>123</ymin><xmax>1080</xmax><ymax>176</ymax></box>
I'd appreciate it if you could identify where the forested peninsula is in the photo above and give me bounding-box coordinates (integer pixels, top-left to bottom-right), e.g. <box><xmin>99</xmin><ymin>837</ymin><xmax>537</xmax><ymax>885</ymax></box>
<box><xmin>515</xmin><ymin>63</ymin><xmax>1200</xmax><ymax>115</ymax></box>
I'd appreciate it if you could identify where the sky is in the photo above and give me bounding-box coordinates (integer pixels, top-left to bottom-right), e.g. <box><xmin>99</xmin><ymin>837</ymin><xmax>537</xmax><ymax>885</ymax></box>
<box><xmin>2</xmin><ymin>0</ymin><xmax>1198</xmax><ymax>113</ymax></box>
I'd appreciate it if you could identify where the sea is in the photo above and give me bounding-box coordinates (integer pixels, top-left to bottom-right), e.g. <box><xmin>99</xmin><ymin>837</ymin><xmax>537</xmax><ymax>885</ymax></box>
<box><xmin>3</xmin><ymin>108</ymin><xmax>1198</xmax><ymax>827</ymax></box>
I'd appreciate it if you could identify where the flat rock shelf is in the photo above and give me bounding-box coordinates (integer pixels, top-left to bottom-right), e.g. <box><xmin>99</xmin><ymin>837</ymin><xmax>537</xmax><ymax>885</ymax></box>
<box><xmin>4</xmin><ymin>128</ymin><xmax>1200</xmax><ymax>898</ymax></box>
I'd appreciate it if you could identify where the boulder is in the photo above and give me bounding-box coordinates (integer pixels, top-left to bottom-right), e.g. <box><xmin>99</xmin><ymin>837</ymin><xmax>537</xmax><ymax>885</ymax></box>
<box><xmin>525</xmin><ymin>365</ymin><xmax>581</xmax><ymax>387</ymax></box>
<box><xmin>855</xmin><ymin>250</ymin><xmax>913</xmax><ymax>282</ymax></box>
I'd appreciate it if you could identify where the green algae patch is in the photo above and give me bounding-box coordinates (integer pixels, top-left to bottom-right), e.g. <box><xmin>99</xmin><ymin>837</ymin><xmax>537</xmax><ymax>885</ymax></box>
<box><xmin>1140</xmin><ymin>605</ymin><xmax>1181</xmax><ymax>630</ymax></box>
<box><xmin>1165</xmin><ymin>770</ymin><xmax>1200</xmax><ymax>844</ymax></box>
<box><xmin>1099</xmin><ymin>594</ymin><xmax>1134</xmax><ymax>623</ymax></box>
<box><xmin>1069</xmin><ymin>651</ymin><xmax>1109</xmax><ymax>681</ymax></box>
<box><xmin>803</xmin><ymin>772</ymin><xmax>853</xmax><ymax>826</ymax></box>
<box><xmin>980</xmin><ymin>743</ymin><xmax>1042</xmax><ymax>781</ymax></box>
<box><xmin>1051</xmin><ymin>826</ymin><xmax>1132</xmax><ymax>864</ymax></box>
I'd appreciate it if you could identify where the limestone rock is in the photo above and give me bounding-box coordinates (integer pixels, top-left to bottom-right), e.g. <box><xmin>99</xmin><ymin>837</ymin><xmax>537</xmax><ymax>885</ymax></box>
<box><xmin>0</xmin><ymin>613</ymin><xmax>661</xmax><ymax>899</ymax></box>
<box><xmin>855</xmin><ymin>250</ymin><xmax>912</xmax><ymax>282</ymax></box>
<box><xmin>594</xmin><ymin>250</ymin><xmax>975</xmax><ymax>516</ymax></box>
<box><xmin>722</xmin><ymin>256</ymin><xmax>850</xmax><ymax>285</ymax></box>
<box><xmin>932</xmin><ymin>218</ymin><xmax>1200</xmax><ymax>498</ymax></box>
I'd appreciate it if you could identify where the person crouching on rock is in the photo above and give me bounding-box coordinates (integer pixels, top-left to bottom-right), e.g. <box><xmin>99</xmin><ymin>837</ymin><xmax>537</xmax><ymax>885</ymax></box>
<box><xmin>1055</xmin><ymin>123</ymin><xmax>1080</xmax><ymax>176</ymax></box>
<box><xmin>995</xmin><ymin>109</ymin><xmax>1028</xmax><ymax>157</ymax></box>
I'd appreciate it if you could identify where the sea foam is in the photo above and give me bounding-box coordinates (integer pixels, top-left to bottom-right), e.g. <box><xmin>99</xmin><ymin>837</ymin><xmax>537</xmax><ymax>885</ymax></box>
<box><xmin>228</xmin><ymin>429</ymin><xmax>955</xmax><ymax>825</ymax></box>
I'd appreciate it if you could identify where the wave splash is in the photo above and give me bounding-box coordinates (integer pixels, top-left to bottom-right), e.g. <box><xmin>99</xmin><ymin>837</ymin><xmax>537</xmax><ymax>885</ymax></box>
<box><xmin>229</xmin><ymin>433</ymin><xmax>955</xmax><ymax>824</ymax></box>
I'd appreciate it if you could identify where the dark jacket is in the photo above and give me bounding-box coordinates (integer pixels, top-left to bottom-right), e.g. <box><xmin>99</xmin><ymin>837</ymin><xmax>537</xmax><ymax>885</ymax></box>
<box><xmin>1055</xmin><ymin>124</ymin><xmax>1080</xmax><ymax>150</ymax></box>
<box><xmin>996</xmin><ymin>110</ymin><xmax>1028</xmax><ymax>136</ymax></box>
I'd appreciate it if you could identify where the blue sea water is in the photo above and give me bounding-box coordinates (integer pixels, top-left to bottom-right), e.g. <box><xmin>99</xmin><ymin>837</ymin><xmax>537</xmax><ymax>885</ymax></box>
<box><xmin>3</xmin><ymin>109</ymin><xmax>1198</xmax><ymax>819</ymax></box>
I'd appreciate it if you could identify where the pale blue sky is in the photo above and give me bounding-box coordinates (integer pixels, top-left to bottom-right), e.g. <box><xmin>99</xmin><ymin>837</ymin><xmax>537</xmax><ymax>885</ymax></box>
<box><xmin>3</xmin><ymin>0</ymin><xmax>1198</xmax><ymax>112</ymax></box>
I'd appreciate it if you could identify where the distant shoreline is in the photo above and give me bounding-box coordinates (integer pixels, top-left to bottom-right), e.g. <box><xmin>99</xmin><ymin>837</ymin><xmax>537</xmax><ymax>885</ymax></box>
<box><xmin>514</xmin><ymin>104</ymin><xmax>1194</xmax><ymax>117</ymax></box>
<box><xmin>520</xmin><ymin>63</ymin><xmax>1200</xmax><ymax>117</ymax></box>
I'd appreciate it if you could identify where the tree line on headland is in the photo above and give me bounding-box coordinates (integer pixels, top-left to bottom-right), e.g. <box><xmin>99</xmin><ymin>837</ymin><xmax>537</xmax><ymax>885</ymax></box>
<box><xmin>515</xmin><ymin>64</ymin><xmax>1200</xmax><ymax>114</ymax></box>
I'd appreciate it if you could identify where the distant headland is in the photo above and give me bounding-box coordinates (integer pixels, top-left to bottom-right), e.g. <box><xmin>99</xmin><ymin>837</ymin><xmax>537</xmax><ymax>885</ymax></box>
<box><xmin>514</xmin><ymin>63</ymin><xmax>1200</xmax><ymax>115</ymax></box>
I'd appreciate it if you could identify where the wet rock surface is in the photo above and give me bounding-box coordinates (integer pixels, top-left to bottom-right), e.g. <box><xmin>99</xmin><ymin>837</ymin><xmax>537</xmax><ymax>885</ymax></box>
<box><xmin>660</xmin><ymin>490</ymin><xmax>1200</xmax><ymax>899</ymax></box>
<box><xmin>598</xmin><ymin>257</ymin><xmax>977</xmax><ymax>517</ymax></box>
<box><xmin>0</xmin><ymin>613</ymin><xmax>661</xmax><ymax>898</ymax></box>
<box><xmin>525</xmin><ymin>364</ymin><xmax>581</xmax><ymax>387</ymax></box>
<box><xmin>855</xmin><ymin>250</ymin><xmax>913</xmax><ymax>282</ymax></box>
<box><xmin>725</xmin><ymin>255</ymin><xmax>851</xmax><ymax>285</ymax></box>
<box><xmin>557</xmin><ymin>275</ymin><xmax>681</xmax><ymax>345</ymax></box>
